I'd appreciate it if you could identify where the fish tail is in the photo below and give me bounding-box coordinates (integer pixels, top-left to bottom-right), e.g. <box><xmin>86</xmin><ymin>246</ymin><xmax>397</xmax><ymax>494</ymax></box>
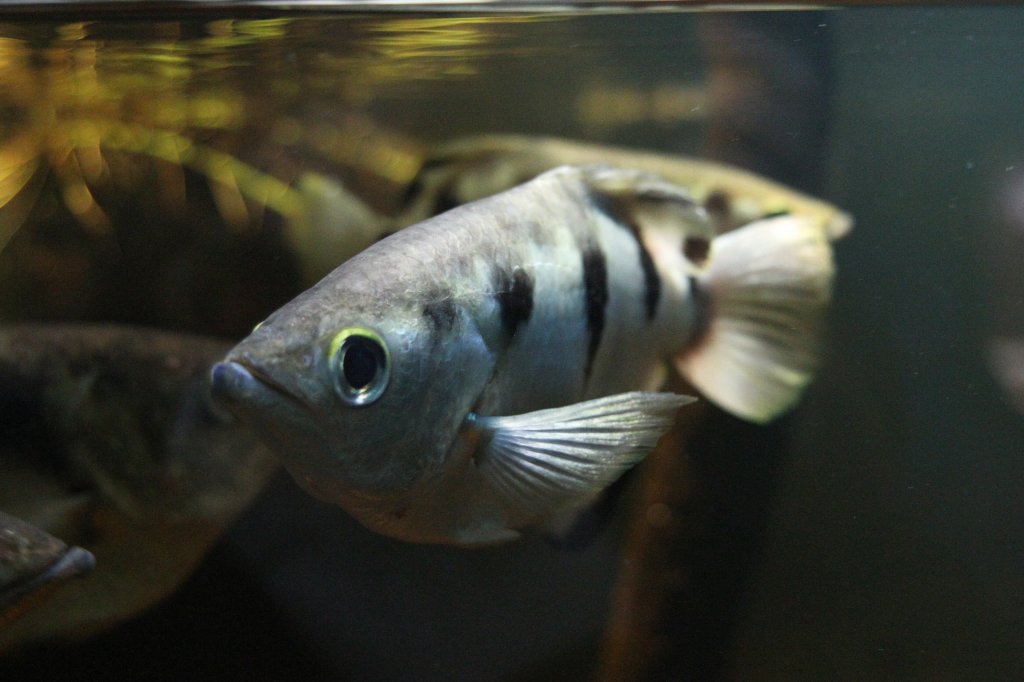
<box><xmin>674</xmin><ymin>214</ymin><xmax>838</xmax><ymax>423</ymax></box>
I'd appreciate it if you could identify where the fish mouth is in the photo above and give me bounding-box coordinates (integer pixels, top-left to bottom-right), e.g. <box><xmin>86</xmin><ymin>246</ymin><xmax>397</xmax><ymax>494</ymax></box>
<box><xmin>210</xmin><ymin>359</ymin><xmax>308</xmax><ymax>412</ymax></box>
<box><xmin>0</xmin><ymin>546</ymin><xmax>96</xmax><ymax>621</ymax></box>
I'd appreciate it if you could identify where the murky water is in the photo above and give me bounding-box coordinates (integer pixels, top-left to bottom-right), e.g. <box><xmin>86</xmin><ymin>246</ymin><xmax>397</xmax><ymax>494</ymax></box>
<box><xmin>1</xmin><ymin>6</ymin><xmax>1023</xmax><ymax>681</ymax></box>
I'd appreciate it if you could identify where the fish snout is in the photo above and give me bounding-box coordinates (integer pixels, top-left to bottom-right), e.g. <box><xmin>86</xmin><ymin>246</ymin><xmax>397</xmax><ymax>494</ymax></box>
<box><xmin>210</xmin><ymin>361</ymin><xmax>258</xmax><ymax>406</ymax></box>
<box><xmin>210</xmin><ymin>357</ymin><xmax>308</xmax><ymax>418</ymax></box>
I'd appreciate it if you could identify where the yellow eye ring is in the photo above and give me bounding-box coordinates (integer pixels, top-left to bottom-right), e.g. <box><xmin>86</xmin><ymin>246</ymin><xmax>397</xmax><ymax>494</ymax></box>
<box><xmin>327</xmin><ymin>327</ymin><xmax>390</xmax><ymax>406</ymax></box>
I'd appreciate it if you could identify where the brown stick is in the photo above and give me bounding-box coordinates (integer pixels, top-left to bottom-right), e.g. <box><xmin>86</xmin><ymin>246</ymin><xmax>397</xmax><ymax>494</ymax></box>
<box><xmin>597</xmin><ymin>12</ymin><xmax>833</xmax><ymax>681</ymax></box>
<box><xmin>596</xmin><ymin>398</ymin><xmax>705</xmax><ymax>681</ymax></box>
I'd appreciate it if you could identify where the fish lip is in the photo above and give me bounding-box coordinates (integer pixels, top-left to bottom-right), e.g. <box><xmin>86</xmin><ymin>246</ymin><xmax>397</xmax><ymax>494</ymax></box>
<box><xmin>213</xmin><ymin>359</ymin><xmax>310</xmax><ymax>412</ymax></box>
<box><xmin>0</xmin><ymin>546</ymin><xmax>95</xmax><ymax>617</ymax></box>
<box><xmin>236</xmin><ymin>359</ymin><xmax>293</xmax><ymax>398</ymax></box>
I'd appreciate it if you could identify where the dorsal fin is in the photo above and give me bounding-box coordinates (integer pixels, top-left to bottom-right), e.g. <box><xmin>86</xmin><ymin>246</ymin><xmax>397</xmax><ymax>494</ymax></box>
<box><xmin>577</xmin><ymin>165</ymin><xmax>716</xmax><ymax>244</ymax></box>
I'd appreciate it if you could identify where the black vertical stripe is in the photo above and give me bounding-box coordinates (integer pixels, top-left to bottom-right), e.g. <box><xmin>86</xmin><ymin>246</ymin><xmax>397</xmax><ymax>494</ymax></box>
<box><xmin>494</xmin><ymin>266</ymin><xmax>535</xmax><ymax>338</ymax></box>
<box><xmin>581</xmin><ymin>246</ymin><xmax>608</xmax><ymax>380</ymax></box>
<box><xmin>588</xmin><ymin>191</ymin><xmax>662</xmax><ymax>321</ymax></box>
<box><xmin>634</xmin><ymin>235</ymin><xmax>661</xmax><ymax>321</ymax></box>
<box><xmin>687</xmin><ymin>275</ymin><xmax>713</xmax><ymax>347</ymax></box>
<box><xmin>422</xmin><ymin>292</ymin><xmax>457</xmax><ymax>332</ymax></box>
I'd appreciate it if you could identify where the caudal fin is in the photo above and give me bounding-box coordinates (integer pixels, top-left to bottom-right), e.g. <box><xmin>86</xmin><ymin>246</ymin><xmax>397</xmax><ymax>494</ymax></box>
<box><xmin>674</xmin><ymin>215</ymin><xmax>837</xmax><ymax>423</ymax></box>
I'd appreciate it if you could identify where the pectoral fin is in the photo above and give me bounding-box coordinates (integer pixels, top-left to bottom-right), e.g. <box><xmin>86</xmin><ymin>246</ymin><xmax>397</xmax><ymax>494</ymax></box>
<box><xmin>469</xmin><ymin>391</ymin><xmax>694</xmax><ymax>526</ymax></box>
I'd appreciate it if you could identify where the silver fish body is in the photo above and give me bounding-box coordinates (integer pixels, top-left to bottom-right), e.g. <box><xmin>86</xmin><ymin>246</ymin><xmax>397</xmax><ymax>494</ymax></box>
<box><xmin>214</xmin><ymin>164</ymin><xmax>842</xmax><ymax>545</ymax></box>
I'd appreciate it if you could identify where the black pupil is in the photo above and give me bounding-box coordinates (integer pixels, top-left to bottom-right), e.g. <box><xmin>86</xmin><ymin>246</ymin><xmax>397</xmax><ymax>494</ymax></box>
<box><xmin>342</xmin><ymin>340</ymin><xmax>378</xmax><ymax>390</ymax></box>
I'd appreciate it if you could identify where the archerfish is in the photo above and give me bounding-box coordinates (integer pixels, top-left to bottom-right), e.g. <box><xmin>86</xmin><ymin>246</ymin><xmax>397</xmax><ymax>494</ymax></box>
<box><xmin>212</xmin><ymin>165</ymin><xmax>844</xmax><ymax>546</ymax></box>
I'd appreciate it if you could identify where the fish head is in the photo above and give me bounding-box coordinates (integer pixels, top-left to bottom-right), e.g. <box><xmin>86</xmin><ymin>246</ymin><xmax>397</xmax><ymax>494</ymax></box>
<box><xmin>210</xmin><ymin>265</ymin><xmax>495</xmax><ymax>515</ymax></box>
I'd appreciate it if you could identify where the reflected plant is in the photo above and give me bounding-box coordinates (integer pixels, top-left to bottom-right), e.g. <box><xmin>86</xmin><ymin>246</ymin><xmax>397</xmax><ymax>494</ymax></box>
<box><xmin>0</xmin><ymin>19</ymin><xmax>291</xmax><ymax>253</ymax></box>
<box><xmin>0</xmin><ymin>15</ymin><xmax>532</xmax><ymax>255</ymax></box>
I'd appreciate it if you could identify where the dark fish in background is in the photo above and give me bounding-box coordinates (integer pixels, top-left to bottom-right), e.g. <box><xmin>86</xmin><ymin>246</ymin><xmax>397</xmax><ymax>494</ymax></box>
<box><xmin>398</xmin><ymin>135</ymin><xmax>851</xmax><ymax>237</ymax></box>
<box><xmin>0</xmin><ymin>325</ymin><xmax>277</xmax><ymax>653</ymax></box>
<box><xmin>0</xmin><ymin>511</ymin><xmax>94</xmax><ymax>629</ymax></box>
<box><xmin>283</xmin><ymin>134</ymin><xmax>852</xmax><ymax>284</ymax></box>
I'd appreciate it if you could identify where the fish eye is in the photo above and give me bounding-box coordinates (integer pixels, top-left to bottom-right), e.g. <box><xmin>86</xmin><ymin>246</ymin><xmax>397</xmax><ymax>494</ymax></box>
<box><xmin>328</xmin><ymin>328</ymin><xmax>390</xmax><ymax>406</ymax></box>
